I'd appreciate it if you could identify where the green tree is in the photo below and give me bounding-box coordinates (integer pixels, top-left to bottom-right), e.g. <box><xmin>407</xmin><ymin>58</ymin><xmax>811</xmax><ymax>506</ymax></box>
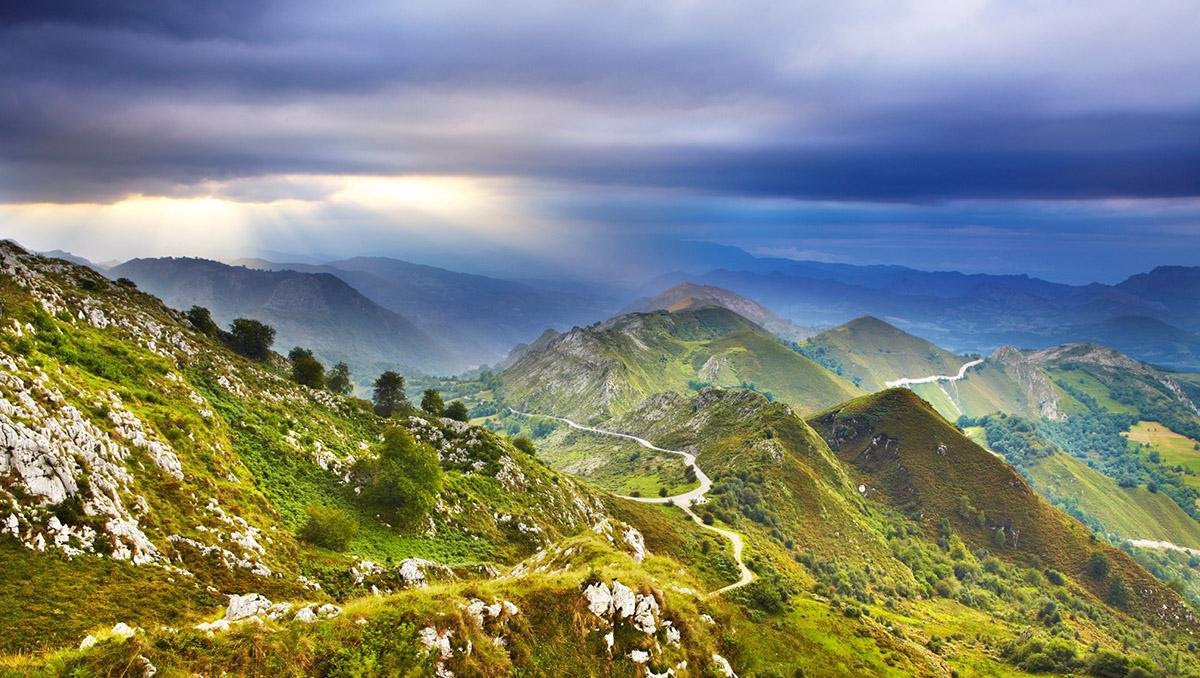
<box><xmin>288</xmin><ymin>347</ymin><xmax>326</xmax><ymax>388</ymax></box>
<box><xmin>298</xmin><ymin>505</ymin><xmax>358</xmax><ymax>551</ymax></box>
<box><xmin>445</xmin><ymin>400</ymin><xmax>469</xmax><ymax>422</ymax></box>
<box><xmin>1106</xmin><ymin>575</ymin><xmax>1130</xmax><ymax>608</ymax></box>
<box><xmin>1086</xmin><ymin>552</ymin><xmax>1112</xmax><ymax>580</ymax></box>
<box><xmin>421</xmin><ymin>389</ymin><xmax>445</xmax><ymax>416</ymax></box>
<box><xmin>373</xmin><ymin>371</ymin><xmax>407</xmax><ymax>417</ymax></box>
<box><xmin>512</xmin><ymin>436</ymin><xmax>535</xmax><ymax>455</ymax></box>
<box><xmin>359</xmin><ymin>427</ymin><xmax>443</xmax><ymax>524</ymax></box>
<box><xmin>327</xmin><ymin>362</ymin><xmax>353</xmax><ymax>395</ymax></box>
<box><xmin>185</xmin><ymin>305</ymin><xmax>218</xmax><ymax>336</ymax></box>
<box><xmin>228</xmin><ymin>318</ymin><xmax>275</xmax><ymax>360</ymax></box>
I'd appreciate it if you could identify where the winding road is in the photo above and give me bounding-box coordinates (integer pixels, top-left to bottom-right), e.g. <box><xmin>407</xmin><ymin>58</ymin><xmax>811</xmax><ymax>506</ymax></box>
<box><xmin>510</xmin><ymin>410</ymin><xmax>755</xmax><ymax>596</ymax></box>
<box><xmin>884</xmin><ymin>358</ymin><xmax>984</xmax><ymax>388</ymax></box>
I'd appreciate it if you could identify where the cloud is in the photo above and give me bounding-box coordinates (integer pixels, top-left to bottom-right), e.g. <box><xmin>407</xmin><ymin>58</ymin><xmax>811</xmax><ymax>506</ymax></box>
<box><xmin>1</xmin><ymin>1</ymin><xmax>1198</xmax><ymax>204</ymax></box>
<box><xmin>1</xmin><ymin>1</ymin><xmax>1198</xmax><ymax>283</ymax></box>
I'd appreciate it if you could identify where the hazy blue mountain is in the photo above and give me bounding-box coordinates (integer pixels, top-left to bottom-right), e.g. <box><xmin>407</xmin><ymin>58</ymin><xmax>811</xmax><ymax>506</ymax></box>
<box><xmin>110</xmin><ymin>257</ymin><xmax>456</xmax><ymax>378</ymax></box>
<box><xmin>236</xmin><ymin>256</ymin><xmax>613</xmax><ymax>364</ymax></box>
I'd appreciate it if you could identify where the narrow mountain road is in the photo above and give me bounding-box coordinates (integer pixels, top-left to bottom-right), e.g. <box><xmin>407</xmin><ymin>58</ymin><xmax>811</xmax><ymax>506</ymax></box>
<box><xmin>1129</xmin><ymin>538</ymin><xmax>1200</xmax><ymax>556</ymax></box>
<box><xmin>884</xmin><ymin>358</ymin><xmax>984</xmax><ymax>388</ymax></box>
<box><xmin>510</xmin><ymin>410</ymin><xmax>755</xmax><ymax>596</ymax></box>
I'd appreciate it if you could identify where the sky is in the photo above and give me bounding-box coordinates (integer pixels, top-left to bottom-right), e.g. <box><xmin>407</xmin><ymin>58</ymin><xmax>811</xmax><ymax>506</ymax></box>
<box><xmin>1</xmin><ymin>1</ymin><xmax>1199</xmax><ymax>284</ymax></box>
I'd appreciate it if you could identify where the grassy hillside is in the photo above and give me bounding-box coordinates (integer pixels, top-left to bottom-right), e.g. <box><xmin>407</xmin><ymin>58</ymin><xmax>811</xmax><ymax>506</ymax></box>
<box><xmin>500</xmin><ymin>306</ymin><xmax>861</xmax><ymax>422</ymax></box>
<box><xmin>1027</xmin><ymin>452</ymin><xmax>1200</xmax><ymax>548</ymax></box>
<box><xmin>809</xmin><ymin>389</ymin><xmax>1197</xmax><ymax>631</ymax></box>
<box><xmin>0</xmin><ymin>243</ymin><xmax>638</xmax><ymax>654</ymax></box>
<box><xmin>7</xmin><ymin>244</ymin><xmax>1200</xmax><ymax>676</ymax></box>
<box><xmin>799</xmin><ymin>316</ymin><xmax>970</xmax><ymax>391</ymax></box>
<box><xmin>1126</xmin><ymin>420</ymin><xmax>1200</xmax><ymax>494</ymax></box>
<box><xmin>110</xmin><ymin>256</ymin><xmax>455</xmax><ymax>378</ymax></box>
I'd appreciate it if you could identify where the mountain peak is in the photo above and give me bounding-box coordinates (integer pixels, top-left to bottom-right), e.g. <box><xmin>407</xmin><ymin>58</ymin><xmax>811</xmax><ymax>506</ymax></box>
<box><xmin>626</xmin><ymin>282</ymin><xmax>814</xmax><ymax>341</ymax></box>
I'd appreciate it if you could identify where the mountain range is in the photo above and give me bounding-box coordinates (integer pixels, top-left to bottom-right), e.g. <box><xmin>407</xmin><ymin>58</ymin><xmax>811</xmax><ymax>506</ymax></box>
<box><xmin>5</xmin><ymin>242</ymin><xmax>1200</xmax><ymax>676</ymax></box>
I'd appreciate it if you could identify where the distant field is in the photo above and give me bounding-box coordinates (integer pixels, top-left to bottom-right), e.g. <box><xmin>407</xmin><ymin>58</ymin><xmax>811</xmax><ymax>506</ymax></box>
<box><xmin>1124</xmin><ymin>421</ymin><xmax>1200</xmax><ymax>492</ymax></box>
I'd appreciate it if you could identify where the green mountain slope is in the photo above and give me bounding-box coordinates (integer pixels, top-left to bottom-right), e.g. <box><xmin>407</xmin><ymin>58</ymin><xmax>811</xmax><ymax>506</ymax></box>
<box><xmin>0</xmin><ymin>242</ymin><xmax>649</xmax><ymax>655</ymax></box>
<box><xmin>799</xmin><ymin>316</ymin><xmax>970</xmax><ymax>391</ymax></box>
<box><xmin>1028</xmin><ymin>451</ymin><xmax>1200</xmax><ymax>548</ymax></box>
<box><xmin>500</xmin><ymin>306</ymin><xmax>862</xmax><ymax>422</ymax></box>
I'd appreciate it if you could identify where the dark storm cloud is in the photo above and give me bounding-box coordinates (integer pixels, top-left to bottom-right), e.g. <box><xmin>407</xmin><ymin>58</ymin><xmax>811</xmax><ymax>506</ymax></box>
<box><xmin>1</xmin><ymin>0</ymin><xmax>1199</xmax><ymax>205</ymax></box>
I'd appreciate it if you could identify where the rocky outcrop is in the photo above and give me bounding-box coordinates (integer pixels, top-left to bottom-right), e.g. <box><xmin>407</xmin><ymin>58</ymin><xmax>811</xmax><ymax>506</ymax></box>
<box><xmin>989</xmin><ymin>346</ymin><xmax>1065</xmax><ymax>420</ymax></box>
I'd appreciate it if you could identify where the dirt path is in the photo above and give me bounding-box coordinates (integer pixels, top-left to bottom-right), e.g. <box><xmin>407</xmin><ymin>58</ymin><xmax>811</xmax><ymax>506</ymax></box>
<box><xmin>510</xmin><ymin>410</ymin><xmax>755</xmax><ymax>596</ymax></box>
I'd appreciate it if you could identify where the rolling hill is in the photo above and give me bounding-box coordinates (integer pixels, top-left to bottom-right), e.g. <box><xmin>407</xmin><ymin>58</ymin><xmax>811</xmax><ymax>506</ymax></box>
<box><xmin>109</xmin><ymin>257</ymin><xmax>455</xmax><ymax>378</ymax></box>
<box><xmin>648</xmin><ymin>260</ymin><xmax>1200</xmax><ymax>369</ymax></box>
<box><xmin>798</xmin><ymin>316</ymin><xmax>971</xmax><ymax>391</ymax></box>
<box><xmin>808</xmin><ymin>389</ymin><xmax>1196</xmax><ymax>627</ymax></box>
<box><xmin>500</xmin><ymin>306</ymin><xmax>862</xmax><ymax>421</ymax></box>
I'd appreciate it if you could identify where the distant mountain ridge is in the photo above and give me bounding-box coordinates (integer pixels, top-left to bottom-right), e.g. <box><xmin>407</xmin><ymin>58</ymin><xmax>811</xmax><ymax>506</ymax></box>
<box><xmin>641</xmin><ymin>259</ymin><xmax>1200</xmax><ymax>369</ymax></box>
<box><xmin>622</xmin><ymin>282</ymin><xmax>815</xmax><ymax>341</ymax></box>
<box><xmin>109</xmin><ymin>257</ymin><xmax>454</xmax><ymax>377</ymax></box>
<box><xmin>235</xmin><ymin>256</ymin><xmax>611</xmax><ymax>365</ymax></box>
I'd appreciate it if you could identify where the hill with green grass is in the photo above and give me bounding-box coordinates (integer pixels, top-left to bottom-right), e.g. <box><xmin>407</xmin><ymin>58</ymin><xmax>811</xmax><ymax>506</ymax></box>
<box><xmin>499</xmin><ymin>306</ymin><xmax>862</xmax><ymax>422</ymax></box>
<box><xmin>799</xmin><ymin>316</ymin><xmax>971</xmax><ymax>391</ymax></box>
<box><xmin>809</xmin><ymin>389</ymin><xmax>1196</xmax><ymax>629</ymax></box>
<box><xmin>6</xmin><ymin>243</ymin><xmax>1200</xmax><ymax>677</ymax></box>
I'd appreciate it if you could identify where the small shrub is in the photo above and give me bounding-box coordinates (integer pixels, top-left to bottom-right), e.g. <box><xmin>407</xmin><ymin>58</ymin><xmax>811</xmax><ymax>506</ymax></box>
<box><xmin>298</xmin><ymin>505</ymin><xmax>358</xmax><ymax>551</ymax></box>
<box><xmin>512</xmin><ymin>436</ymin><xmax>535</xmax><ymax>455</ymax></box>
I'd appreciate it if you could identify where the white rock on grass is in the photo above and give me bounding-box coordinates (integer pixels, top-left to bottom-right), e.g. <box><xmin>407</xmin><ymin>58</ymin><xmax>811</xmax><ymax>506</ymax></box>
<box><xmin>662</xmin><ymin>621</ymin><xmax>680</xmax><ymax>646</ymax></box>
<box><xmin>109</xmin><ymin>622</ymin><xmax>137</xmax><ymax>639</ymax></box>
<box><xmin>418</xmin><ymin>627</ymin><xmax>454</xmax><ymax>659</ymax></box>
<box><xmin>610</xmin><ymin>580</ymin><xmax>636</xmax><ymax>619</ymax></box>
<box><xmin>294</xmin><ymin>606</ymin><xmax>318</xmax><ymax>623</ymax></box>
<box><xmin>712</xmin><ymin>654</ymin><xmax>738</xmax><ymax>677</ymax></box>
<box><xmin>623</xmin><ymin>527</ymin><xmax>647</xmax><ymax>563</ymax></box>
<box><xmin>225</xmin><ymin>593</ymin><xmax>272</xmax><ymax>622</ymax></box>
<box><xmin>633</xmin><ymin>594</ymin><xmax>659</xmax><ymax>634</ymax></box>
<box><xmin>629</xmin><ymin>649</ymin><xmax>650</xmax><ymax>664</ymax></box>
<box><xmin>584</xmin><ymin>582</ymin><xmax>613</xmax><ymax>617</ymax></box>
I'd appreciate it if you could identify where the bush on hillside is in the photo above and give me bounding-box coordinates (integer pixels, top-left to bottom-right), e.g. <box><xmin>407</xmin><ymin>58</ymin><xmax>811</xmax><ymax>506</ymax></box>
<box><xmin>511</xmin><ymin>436</ymin><xmax>535</xmax><ymax>455</ymax></box>
<box><xmin>372</xmin><ymin>371</ymin><xmax>408</xmax><ymax>417</ymax></box>
<box><xmin>1086</xmin><ymin>552</ymin><xmax>1112</xmax><ymax>579</ymax></box>
<box><xmin>298</xmin><ymin>505</ymin><xmax>358</xmax><ymax>552</ymax></box>
<box><xmin>327</xmin><ymin>362</ymin><xmax>353</xmax><ymax>395</ymax></box>
<box><xmin>289</xmin><ymin>347</ymin><xmax>326</xmax><ymax>388</ymax></box>
<box><xmin>185</xmin><ymin>305</ymin><xmax>219</xmax><ymax>336</ymax></box>
<box><xmin>356</xmin><ymin>427</ymin><xmax>443</xmax><ymax>525</ymax></box>
<box><xmin>228</xmin><ymin>318</ymin><xmax>276</xmax><ymax>360</ymax></box>
<box><xmin>444</xmin><ymin>400</ymin><xmax>469</xmax><ymax>421</ymax></box>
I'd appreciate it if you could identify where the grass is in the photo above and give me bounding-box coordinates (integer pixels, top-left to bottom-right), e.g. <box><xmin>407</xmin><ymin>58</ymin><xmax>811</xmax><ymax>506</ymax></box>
<box><xmin>1026</xmin><ymin>451</ymin><xmax>1200</xmax><ymax>549</ymax></box>
<box><xmin>1125</xmin><ymin>420</ymin><xmax>1200</xmax><ymax>491</ymax></box>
